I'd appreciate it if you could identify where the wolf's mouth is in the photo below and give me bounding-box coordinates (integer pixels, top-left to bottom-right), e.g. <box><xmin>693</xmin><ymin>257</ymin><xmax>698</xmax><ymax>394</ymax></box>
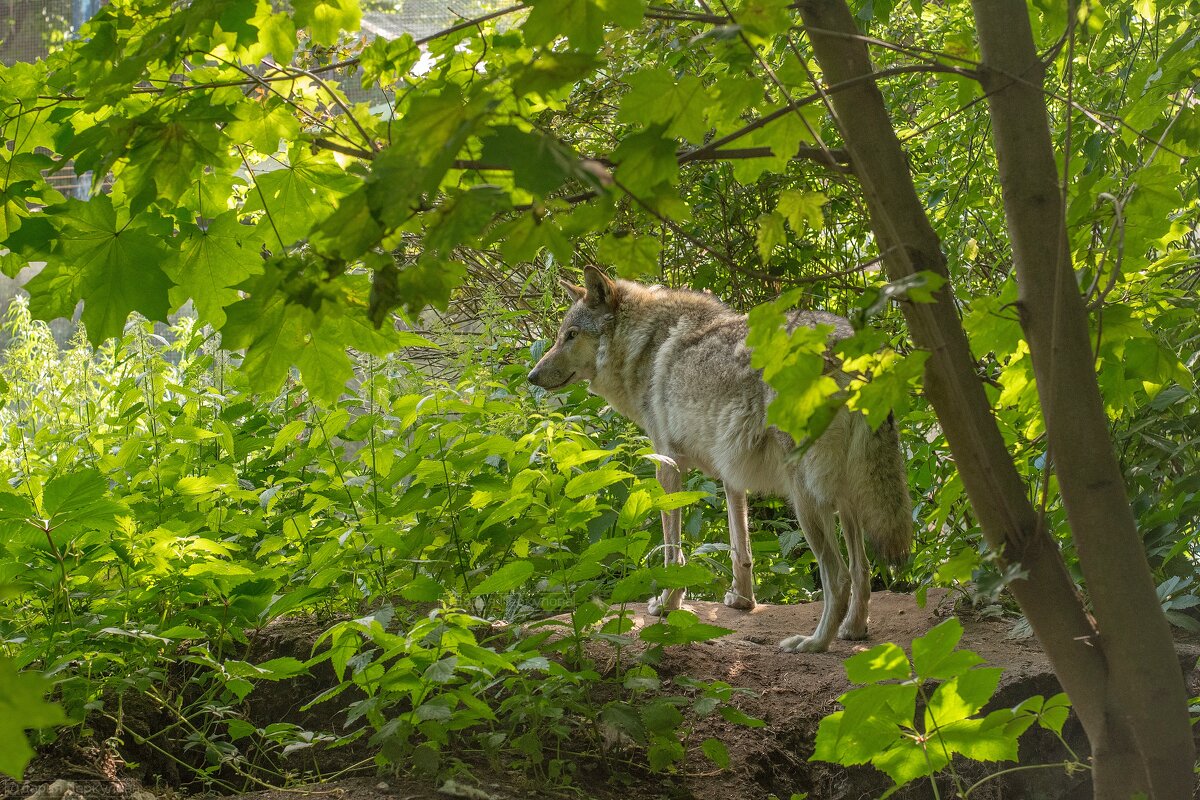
<box><xmin>543</xmin><ymin>372</ymin><xmax>576</xmax><ymax>390</ymax></box>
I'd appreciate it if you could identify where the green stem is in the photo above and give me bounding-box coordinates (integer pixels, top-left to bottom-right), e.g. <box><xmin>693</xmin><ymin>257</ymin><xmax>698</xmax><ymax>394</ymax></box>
<box><xmin>963</xmin><ymin>761</ymin><xmax>1088</xmax><ymax>798</ymax></box>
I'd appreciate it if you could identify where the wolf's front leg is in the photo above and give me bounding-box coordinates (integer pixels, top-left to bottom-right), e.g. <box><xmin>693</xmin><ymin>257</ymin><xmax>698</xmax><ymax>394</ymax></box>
<box><xmin>724</xmin><ymin>487</ymin><xmax>756</xmax><ymax>610</ymax></box>
<box><xmin>648</xmin><ymin>460</ymin><xmax>686</xmax><ymax>616</ymax></box>
<box><xmin>648</xmin><ymin>504</ymin><xmax>685</xmax><ymax>615</ymax></box>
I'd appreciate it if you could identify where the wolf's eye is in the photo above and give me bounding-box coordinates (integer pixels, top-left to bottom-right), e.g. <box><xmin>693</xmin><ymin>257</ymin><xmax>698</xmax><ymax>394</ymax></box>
<box><xmin>565</xmin><ymin>329</ymin><xmax>578</xmax><ymax>341</ymax></box>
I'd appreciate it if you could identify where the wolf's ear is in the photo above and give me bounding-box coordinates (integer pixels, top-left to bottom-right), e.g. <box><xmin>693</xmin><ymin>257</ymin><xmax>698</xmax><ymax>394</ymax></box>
<box><xmin>559</xmin><ymin>278</ymin><xmax>586</xmax><ymax>303</ymax></box>
<box><xmin>583</xmin><ymin>265</ymin><xmax>618</xmax><ymax>308</ymax></box>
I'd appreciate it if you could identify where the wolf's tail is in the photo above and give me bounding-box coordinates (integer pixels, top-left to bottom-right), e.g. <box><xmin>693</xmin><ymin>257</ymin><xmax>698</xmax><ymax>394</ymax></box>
<box><xmin>850</xmin><ymin>414</ymin><xmax>913</xmax><ymax>564</ymax></box>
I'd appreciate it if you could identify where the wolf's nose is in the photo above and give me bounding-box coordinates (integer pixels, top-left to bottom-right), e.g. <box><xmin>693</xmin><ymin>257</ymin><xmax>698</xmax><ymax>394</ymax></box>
<box><xmin>527</xmin><ymin>367</ymin><xmax>539</xmax><ymax>384</ymax></box>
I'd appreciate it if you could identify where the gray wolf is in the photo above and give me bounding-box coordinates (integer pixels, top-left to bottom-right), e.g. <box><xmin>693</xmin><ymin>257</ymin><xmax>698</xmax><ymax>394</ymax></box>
<box><xmin>528</xmin><ymin>266</ymin><xmax>912</xmax><ymax>652</ymax></box>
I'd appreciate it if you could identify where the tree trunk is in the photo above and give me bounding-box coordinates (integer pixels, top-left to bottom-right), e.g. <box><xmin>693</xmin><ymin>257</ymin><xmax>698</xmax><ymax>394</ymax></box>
<box><xmin>792</xmin><ymin>1</ymin><xmax>1192</xmax><ymax>796</ymax></box>
<box><xmin>970</xmin><ymin>3</ymin><xmax>1195</xmax><ymax>796</ymax></box>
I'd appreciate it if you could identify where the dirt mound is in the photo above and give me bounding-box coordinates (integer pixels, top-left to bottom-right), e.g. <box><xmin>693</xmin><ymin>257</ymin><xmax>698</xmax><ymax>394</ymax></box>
<box><xmin>611</xmin><ymin>590</ymin><xmax>1088</xmax><ymax>799</ymax></box>
<box><xmin>226</xmin><ymin>590</ymin><xmax>1102</xmax><ymax>800</ymax></box>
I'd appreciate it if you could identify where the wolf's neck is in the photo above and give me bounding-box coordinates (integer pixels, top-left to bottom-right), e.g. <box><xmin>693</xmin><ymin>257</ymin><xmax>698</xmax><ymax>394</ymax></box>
<box><xmin>590</xmin><ymin>322</ymin><xmax>655</xmax><ymax>427</ymax></box>
<box><xmin>590</xmin><ymin>287</ymin><xmax>730</xmax><ymax>428</ymax></box>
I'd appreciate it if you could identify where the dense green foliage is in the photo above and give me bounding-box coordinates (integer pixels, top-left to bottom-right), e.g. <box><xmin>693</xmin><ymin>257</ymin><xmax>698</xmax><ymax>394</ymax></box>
<box><xmin>0</xmin><ymin>300</ymin><xmax>775</xmax><ymax>786</ymax></box>
<box><xmin>0</xmin><ymin>0</ymin><xmax>1197</xmax><ymax>792</ymax></box>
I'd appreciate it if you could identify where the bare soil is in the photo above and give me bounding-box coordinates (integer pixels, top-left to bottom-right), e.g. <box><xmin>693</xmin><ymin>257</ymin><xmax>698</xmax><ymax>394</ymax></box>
<box><xmin>19</xmin><ymin>590</ymin><xmax>1200</xmax><ymax>800</ymax></box>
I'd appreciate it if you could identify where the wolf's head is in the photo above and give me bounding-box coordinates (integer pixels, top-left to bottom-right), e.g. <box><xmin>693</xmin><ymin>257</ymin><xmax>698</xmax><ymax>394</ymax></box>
<box><xmin>528</xmin><ymin>266</ymin><xmax>618</xmax><ymax>390</ymax></box>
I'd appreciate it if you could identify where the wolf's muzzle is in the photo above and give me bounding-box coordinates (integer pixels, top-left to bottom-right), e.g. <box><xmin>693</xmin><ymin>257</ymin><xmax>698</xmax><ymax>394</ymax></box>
<box><xmin>528</xmin><ymin>367</ymin><xmax>574</xmax><ymax>389</ymax></box>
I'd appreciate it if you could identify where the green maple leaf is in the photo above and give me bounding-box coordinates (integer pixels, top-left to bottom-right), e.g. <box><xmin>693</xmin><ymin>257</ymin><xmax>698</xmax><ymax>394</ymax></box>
<box><xmin>423</xmin><ymin>186</ymin><xmax>511</xmax><ymax>255</ymax></box>
<box><xmin>0</xmin><ymin>250</ymin><xmax>24</xmax><ymax>279</ymax></box>
<box><xmin>524</xmin><ymin>0</ymin><xmax>644</xmax><ymax>52</ymax></box>
<box><xmin>756</xmin><ymin>211</ymin><xmax>787</xmax><ymax>261</ymax></box>
<box><xmin>513</xmin><ymin>51</ymin><xmax>601</xmax><ymax>96</ymax></box>
<box><xmin>297</xmin><ymin>329</ymin><xmax>355</xmax><ymax>405</ymax></box>
<box><xmin>320</xmin><ymin>271</ymin><xmax>438</xmax><ymax>351</ymax></box>
<box><xmin>0</xmin><ymin>658</ymin><xmax>67</xmax><ymax>779</ymax></box>
<box><xmin>222</xmin><ymin>259</ymin><xmax>412</xmax><ymax>402</ymax></box>
<box><xmin>734</xmin><ymin>0</ymin><xmax>794</xmax><ymax>37</ymax></box>
<box><xmin>223</xmin><ymin>265</ymin><xmax>308</xmax><ymax>394</ymax></box>
<box><xmin>119</xmin><ymin>105</ymin><xmax>232</xmax><ymax>206</ymax></box>
<box><xmin>351</xmin><ymin>88</ymin><xmax>489</xmax><ymax>242</ymax></box>
<box><xmin>166</xmin><ymin>211</ymin><xmax>265</xmax><ymax>328</ymax></box>
<box><xmin>226</xmin><ymin>99</ymin><xmax>301</xmax><ymax>155</ymax></box>
<box><xmin>491</xmin><ymin>213</ymin><xmax>551</xmax><ymax>263</ymax></box>
<box><xmin>359</xmin><ymin>35</ymin><xmax>420</xmax><ymax>88</ymax></box>
<box><xmin>777</xmin><ymin>189</ymin><xmax>828</xmax><ymax>232</ymax></box>
<box><xmin>596</xmin><ymin>231</ymin><xmax>662</xmax><ymax>277</ymax></box>
<box><xmin>618</xmin><ymin>69</ymin><xmax>712</xmax><ymax>143</ymax></box>
<box><xmin>732</xmin><ymin>110</ymin><xmax>818</xmax><ymax>184</ymax></box>
<box><xmin>215</xmin><ymin>1</ymin><xmax>260</xmax><ymax>48</ymax></box>
<box><xmin>0</xmin><ymin>153</ymin><xmax>57</xmax><ymax>242</ymax></box>
<box><xmin>0</xmin><ymin>61</ymin><xmax>45</xmax><ymax>105</ymax></box>
<box><xmin>24</xmin><ymin>197</ymin><xmax>172</xmax><ymax>344</ymax></box>
<box><xmin>481</xmin><ymin>126</ymin><xmax>577</xmax><ymax>197</ymax></box>
<box><xmin>328</xmin><ymin>307</ymin><xmax>435</xmax><ymax>356</ymax></box>
<box><xmin>708</xmin><ymin>76</ymin><xmax>763</xmax><ymax>133</ymax></box>
<box><xmin>243</xmin><ymin>146</ymin><xmax>359</xmax><ymax>245</ymax></box>
<box><xmin>0</xmin><ymin>182</ymin><xmax>31</xmax><ymax>241</ymax></box>
<box><xmin>176</xmin><ymin>166</ymin><xmax>245</xmax><ymax>218</ymax></box>
<box><xmin>292</xmin><ymin>0</ymin><xmax>361</xmax><ymax>46</ymax></box>
<box><xmin>225</xmin><ymin>296</ymin><xmax>309</xmax><ymax>396</ymax></box>
<box><xmin>394</xmin><ymin>256</ymin><xmax>467</xmax><ymax>313</ymax></box>
<box><xmin>612</xmin><ymin>126</ymin><xmax>679</xmax><ymax>196</ymax></box>
<box><xmin>395</xmin><ymin>86</ymin><xmax>483</xmax><ymax>155</ymax></box>
<box><xmin>242</xmin><ymin>4</ymin><xmax>297</xmax><ymax>62</ymax></box>
<box><xmin>309</xmin><ymin>187</ymin><xmax>382</xmax><ymax>261</ymax></box>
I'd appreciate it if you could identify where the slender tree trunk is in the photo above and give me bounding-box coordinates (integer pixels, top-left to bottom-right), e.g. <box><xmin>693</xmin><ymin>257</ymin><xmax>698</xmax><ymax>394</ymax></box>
<box><xmin>792</xmin><ymin>1</ymin><xmax>1191</xmax><ymax>796</ymax></box>
<box><xmin>970</xmin><ymin>3</ymin><xmax>1195</xmax><ymax>796</ymax></box>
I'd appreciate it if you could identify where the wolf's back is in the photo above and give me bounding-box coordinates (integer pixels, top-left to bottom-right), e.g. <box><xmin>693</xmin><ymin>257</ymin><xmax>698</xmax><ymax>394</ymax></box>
<box><xmin>603</xmin><ymin>283</ymin><xmax>913</xmax><ymax>562</ymax></box>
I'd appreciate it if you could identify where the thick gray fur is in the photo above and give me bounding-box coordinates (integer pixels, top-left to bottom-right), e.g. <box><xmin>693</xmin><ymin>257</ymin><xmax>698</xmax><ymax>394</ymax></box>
<box><xmin>529</xmin><ymin>267</ymin><xmax>912</xmax><ymax>652</ymax></box>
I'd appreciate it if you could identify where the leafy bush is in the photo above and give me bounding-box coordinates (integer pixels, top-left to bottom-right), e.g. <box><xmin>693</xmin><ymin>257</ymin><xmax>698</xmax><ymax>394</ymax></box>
<box><xmin>0</xmin><ymin>300</ymin><xmax>768</xmax><ymax>786</ymax></box>
<box><xmin>812</xmin><ymin>618</ymin><xmax>1082</xmax><ymax>797</ymax></box>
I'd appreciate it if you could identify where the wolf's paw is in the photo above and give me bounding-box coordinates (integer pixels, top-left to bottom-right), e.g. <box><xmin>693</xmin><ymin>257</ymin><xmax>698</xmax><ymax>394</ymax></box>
<box><xmin>778</xmin><ymin>634</ymin><xmax>831</xmax><ymax>653</ymax></box>
<box><xmin>723</xmin><ymin>590</ymin><xmax>756</xmax><ymax>610</ymax></box>
<box><xmin>837</xmin><ymin>621</ymin><xmax>869</xmax><ymax>641</ymax></box>
<box><xmin>647</xmin><ymin>589</ymin><xmax>683</xmax><ymax>617</ymax></box>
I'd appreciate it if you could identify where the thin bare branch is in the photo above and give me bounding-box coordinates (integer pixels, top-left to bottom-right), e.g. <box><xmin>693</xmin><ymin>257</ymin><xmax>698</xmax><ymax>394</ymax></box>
<box><xmin>681</xmin><ymin>63</ymin><xmax>973</xmax><ymax>165</ymax></box>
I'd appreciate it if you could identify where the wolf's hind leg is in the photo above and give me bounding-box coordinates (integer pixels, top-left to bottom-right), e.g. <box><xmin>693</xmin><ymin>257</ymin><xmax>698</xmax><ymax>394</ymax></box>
<box><xmin>837</xmin><ymin>510</ymin><xmax>870</xmax><ymax>640</ymax></box>
<box><xmin>648</xmin><ymin>457</ymin><xmax>686</xmax><ymax>616</ymax></box>
<box><xmin>724</xmin><ymin>487</ymin><xmax>756</xmax><ymax>610</ymax></box>
<box><xmin>779</xmin><ymin>498</ymin><xmax>848</xmax><ymax>653</ymax></box>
